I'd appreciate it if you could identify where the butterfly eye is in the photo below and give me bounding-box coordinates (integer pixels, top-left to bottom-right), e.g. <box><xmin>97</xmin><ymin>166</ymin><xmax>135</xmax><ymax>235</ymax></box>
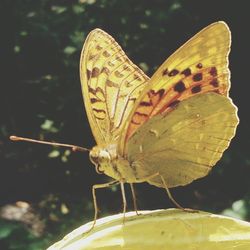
<box><xmin>99</xmin><ymin>150</ymin><xmax>111</xmax><ymax>162</ymax></box>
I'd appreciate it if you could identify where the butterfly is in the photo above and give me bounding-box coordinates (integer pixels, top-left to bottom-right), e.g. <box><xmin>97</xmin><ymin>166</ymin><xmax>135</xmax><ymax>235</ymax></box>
<box><xmin>79</xmin><ymin>21</ymin><xmax>239</xmax><ymax>225</ymax></box>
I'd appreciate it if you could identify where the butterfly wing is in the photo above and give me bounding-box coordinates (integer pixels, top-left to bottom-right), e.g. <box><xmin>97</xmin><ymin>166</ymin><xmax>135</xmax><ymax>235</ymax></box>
<box><xmin>121</xmin><ymin>22</ymin><xmax>239</xmax><ymax>187</ymax></box>
<box><xmin>126</xmin><ymin>93</ymin><xmax>238</xmax><ymax>188</ymax></box>
<box><xmin>80</xmin><ymin>29</ymin><xmax>149</xmax><ymax>145</ymax></box>
<box><xmin>119</xmin><ymin>21</ymin><xmax>232</xmax><ymax>152</ymax></box>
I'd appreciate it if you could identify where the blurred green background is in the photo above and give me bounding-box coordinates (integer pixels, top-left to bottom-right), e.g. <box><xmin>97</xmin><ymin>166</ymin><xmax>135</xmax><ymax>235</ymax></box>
<box><xmin>1</xmin><ymin>0</ymin><xmax>249</xmax><ymax>249</ymax></box>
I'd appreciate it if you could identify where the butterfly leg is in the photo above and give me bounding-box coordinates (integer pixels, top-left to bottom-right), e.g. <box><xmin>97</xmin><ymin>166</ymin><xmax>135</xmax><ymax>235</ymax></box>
<box><xmin>120</xmin><ymin>181</ymin><xmax>127</xmax><ymax>224</ymax></box>
<box><xmin>86</xmin><ymin>180</ymin><xmax>120</xmax><ymax>233</ymax></box>
<box><xmin>145</xmin><ymin>172</ymin><xmax>185</xmax><ymax>210</ymax></box>
<box><xmin>159</xmin><ymin>175</ymin><xmax>198</xmax><ymax>213</ymax></box>
<box><xmin>159</xmin><ymin>175</ymin><xmax>187</xmax><ymax>210</ymax></box>
<box><xmin>129</xmin><ymin>183</ymin><xmax>140</xmax><ymax>215</ymax></box>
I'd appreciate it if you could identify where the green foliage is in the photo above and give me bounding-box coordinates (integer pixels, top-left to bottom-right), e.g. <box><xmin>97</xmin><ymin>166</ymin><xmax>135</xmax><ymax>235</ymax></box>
<box><xmin>0</xmin><ymin>220</ymin><xmax>49</xmax><ymax>250</ymax></box>
<box><xmin>1</xmin><ymin>0</ymin><xmax>249</xmax><ymax>249</ymax></box>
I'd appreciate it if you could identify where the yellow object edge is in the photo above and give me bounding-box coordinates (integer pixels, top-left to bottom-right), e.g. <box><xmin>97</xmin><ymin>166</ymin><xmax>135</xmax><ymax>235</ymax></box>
<box><xmin>47</xmin><ymin>209</ymin><xmax>250</xmax><ymax>250</ymax></box>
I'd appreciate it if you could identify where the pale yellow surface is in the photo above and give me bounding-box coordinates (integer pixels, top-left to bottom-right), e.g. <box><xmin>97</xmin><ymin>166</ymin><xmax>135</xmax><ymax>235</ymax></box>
<box><xmin>47</xmin><ymin>209</ymin><xmax>250</xmax><ymax>250</ymax></box>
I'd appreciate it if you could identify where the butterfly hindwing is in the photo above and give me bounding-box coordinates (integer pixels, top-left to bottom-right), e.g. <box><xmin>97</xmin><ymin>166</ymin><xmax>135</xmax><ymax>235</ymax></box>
<box><xmin>80</xmin><ymin>29</ymin><xmax>149</xmax><ymax>145</ymax></box>
<box><xmin>126</xmin><ymin>93</ymin><xmax>238</xmax><ymax>188</ymax></box>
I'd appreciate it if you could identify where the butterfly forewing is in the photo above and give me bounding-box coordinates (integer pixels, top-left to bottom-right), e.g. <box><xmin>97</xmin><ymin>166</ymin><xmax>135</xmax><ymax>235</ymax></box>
<box><xmin>80</xmin><ymin>29</ymin><xmax>149</xmax><ymax>145</ymax></box>
<box><xmin>119</xmin><ymin>22</ymin><xmax>232</xmax><ymax>153</ymax></box>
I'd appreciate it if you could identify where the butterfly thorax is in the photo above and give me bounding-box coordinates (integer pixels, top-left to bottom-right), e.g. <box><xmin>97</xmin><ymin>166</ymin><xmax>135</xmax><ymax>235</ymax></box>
<box><xmin>89</xmin><ymin>145</ymin><xmax>137</xmax><ymax>182</ymax></box>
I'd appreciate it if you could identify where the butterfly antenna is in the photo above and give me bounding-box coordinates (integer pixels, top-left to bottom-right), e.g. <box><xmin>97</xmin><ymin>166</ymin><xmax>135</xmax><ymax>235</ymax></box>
<box><xmin>9</xmin><ymin>135</ymin><xmax>90</xmax><ymax>152</ymax></box>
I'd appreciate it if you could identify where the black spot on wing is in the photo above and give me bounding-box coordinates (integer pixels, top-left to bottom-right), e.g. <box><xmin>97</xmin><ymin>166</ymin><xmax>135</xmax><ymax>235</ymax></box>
<box><xmin>193</xmin><ymin>73</ymin><xmax>202</xmax><ymax>82</ymax></box>
<box><xmin>181</xmin><ymin>68</ymin><xmax>191</xmax><ymax>77</ymax></box>
<box><xmin>209</xmin><ymin>67</ymin><xmax>217</xmax><ymax>77</ymax></box>
<box><xmin>149</xmin><ymin>89</ymin><xmax>165</xmax><ymax>98</ymax></box>
<box><xmin>169</xmin><ymin>69</ymin><xmax>179</xmax><ymax>76</ymax></box>
<box><xmin>140</xmin><ymin>101</ymin><xmax>152</xmax><ymax>106</ymax></box>
<box><xmin>210</xmin><ymin>79</ymin><xmax>219</xmax><ymax>87</ymax></box>
<box><xmin>174</xmin><ymin>81</ymin><xmax>186</xmax><ymax>93</ymax></box>
<box><xmin>191</xmin><ymin>85</ymin><xmax>202</xmax><ymax>93</ymax></box>
<box><xmin>158</xmin><ymin>89</ymin><xmax>165</xmax><ymax>98</ymax></box>
<box><xmin>90</xmin><ymin>98</ymin><xmax>101</xmax><ymax>103</ymax></box>
<box><xmin>196</xmin><ymin>63</ymin><xmax>203</xmax><ymax>69</ymax></box>
<box><xmin>162</xmin><ymin>68</ymin><xmax>169</xmax><ymax>76</ymax></box>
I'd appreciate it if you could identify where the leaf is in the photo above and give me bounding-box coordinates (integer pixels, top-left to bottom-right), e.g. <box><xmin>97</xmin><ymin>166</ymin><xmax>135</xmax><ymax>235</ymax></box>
<box><xmin>48</xmin><ymin>150</ymin><xmax>60</xmax><ymax>158</ymax></box>
<box><xmin>64</xmin><ymin>46</ymin><xmax>77</xmax><ymax>55</ymax></box>
<box><xmin>222</xmin><ymin>200</ymin><xmax>248</xmax><ymax>220</ymax></box>
<box><xmin>41</xmin><ymin>119</ymin><xmax>59</xmax><ymax>133</ymax></box>
<box><xmin>47</xmin><ymin>209</ymin><xmax>250</xmax><ymax>250</ymax></box>
<box><xmin>0</xmin><ymin>221</ymin><xmax>16</xmax><ymax>239</ymax></box>
<box><xmin>51</xmin><ymin>6</ymin><xmax>67</xmax><ymax>14</ymax></box>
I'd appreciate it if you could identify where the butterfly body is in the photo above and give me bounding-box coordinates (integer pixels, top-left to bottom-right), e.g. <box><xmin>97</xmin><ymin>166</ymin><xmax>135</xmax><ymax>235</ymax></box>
<box><xmin>80</xmin><ymin>22</ymin><xmax>239</xmax><ymax>192</ymax></box>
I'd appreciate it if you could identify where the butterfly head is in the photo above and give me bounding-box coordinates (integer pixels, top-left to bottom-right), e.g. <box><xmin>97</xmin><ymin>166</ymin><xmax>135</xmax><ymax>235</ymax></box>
<box><xmin>89</xmin><ymin>146</ymin><xmax>112</xmax><ymax>174</ymax></box>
